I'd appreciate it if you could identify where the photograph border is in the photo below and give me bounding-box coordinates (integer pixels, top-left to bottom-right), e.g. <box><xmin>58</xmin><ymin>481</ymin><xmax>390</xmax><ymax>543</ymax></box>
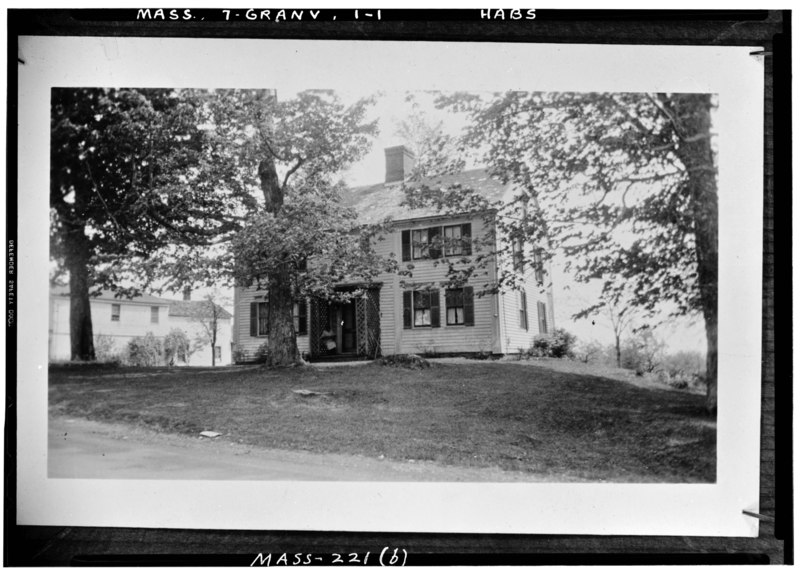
<box><xmin>6</xmin><ymin>7</ymin><xmax>789</xmax><ymax>565</ymax></box>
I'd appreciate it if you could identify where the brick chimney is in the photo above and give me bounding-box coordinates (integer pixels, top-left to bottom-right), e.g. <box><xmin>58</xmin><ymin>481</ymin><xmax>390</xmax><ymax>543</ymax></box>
<box><xmin>384</xmin><ymin>145</ymin><xmax>415</xmax><ymax>183</ymax></box>
<box><xmin>183</xmin><ymin>286</ymin><xmax>191</xmax><ymax>301</ymax></box>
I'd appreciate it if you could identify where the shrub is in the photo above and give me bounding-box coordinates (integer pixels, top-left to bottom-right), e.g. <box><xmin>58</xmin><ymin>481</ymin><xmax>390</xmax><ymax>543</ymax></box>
<box><xmin>164</xmin><ymin>328</ymin><xmax>192</xmax><ymax>366</ymax></box>
<box><xmin>254</xmin><ymin>341</ymin><xmax>271</xmax><ymax>364</ymax></box>
<box><xmin>528</xmin><ymin>328</ymin><xmax>577</xmax><ymax>359</ymax></box>
<box><xmin>378</xmin><ymin>354</ymin><xmax>431</xmax><ymax>369</ymax></box>
<box><xmin>574</xmin><ymin>340</ymin><xmax>604</xmax><ymax>364</ymax></box>
<box><xmin>94</xmin><ymin>333</ymin><xmax>121</xmax><ymax>364</ymax></box>
<box><xmin>126</xmin><ymin>332</ymin><xmax>164</xmax><ymax>367</ymax></box>
<box><xmin>231</xmin><ymin>345</ymin><xmax>248</xmax><ymax>364</ymax></box>
<box><xmin>620</xmin><ymin>328</ymin><xmax>665</xmax><ymax>375</ymax></box>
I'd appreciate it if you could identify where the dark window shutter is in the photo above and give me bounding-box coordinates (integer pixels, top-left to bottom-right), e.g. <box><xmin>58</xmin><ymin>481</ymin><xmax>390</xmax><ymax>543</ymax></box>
<box><xmin>428</xmin><ymin>226</ymin><xmax>442</xmax><ymax>259</ymax></box>
<box><xmin>401</xmin><ymin>230</ymin><xmax>411</xmax><ymax>262</ymax></box>
<box><xmin>298</xmin><ymin>300</ymin><xmax>307</xmax><ymax>335</ymax></box>
<box><xmin>461</xmin><ymin>223</ymin><xmax>472</xmax><ymax>255</ymax></box>
<box><xmin>429</xmin><ymin>289</ymin><xmax>440</xmax><ymax>328</ymax></box>
<box><xmin>250</xmin><ymin>302</ymin><xmax>258</xmax><ymax>337</ymax></box>
<box><xmin>521</xmin><ymin>291</ymin><xmax>529</xmax><ymax>331</ymax></box>
<box><xmin>463</xmin><ymin>286</ymin><xmax>475</xmax><ymax>326</ymax></box>
<box><xmin>403</xmin><ymin>291</ymin><xmax>412</xmax><ymax>329</ymax></box>
<box><xmin>538</xmin><ymin>301</ymin><xmax>547</xmax><ymax>333</ymax></box>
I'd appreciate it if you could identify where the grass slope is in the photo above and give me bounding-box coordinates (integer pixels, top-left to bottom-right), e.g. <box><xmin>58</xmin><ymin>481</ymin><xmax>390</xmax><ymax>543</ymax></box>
<box><xmin>48</xmin><ymin>360</ymin><xmax>715</xmax><ymax>482</ymax></box>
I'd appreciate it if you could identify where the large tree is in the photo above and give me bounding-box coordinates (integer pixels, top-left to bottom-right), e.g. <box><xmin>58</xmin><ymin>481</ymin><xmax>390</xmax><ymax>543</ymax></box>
<box><xmin>152</xmin><ymin>90</ymin><xmax>382</xmax><ymax>367</ymax></box>
<box><xmin>50</xmin><ymin>88</ymin><xmax>246</xmax><ymax>360</ymax></box>
<box><xmin>410</xmin><ymin>92</ymin><xmax>718</xmax><ymax>412</ymax></box>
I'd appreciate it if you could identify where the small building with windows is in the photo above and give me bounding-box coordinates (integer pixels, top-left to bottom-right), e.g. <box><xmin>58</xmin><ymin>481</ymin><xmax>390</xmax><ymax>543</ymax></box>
<box><xmin>48</xmin><ymin>285</ymin><xmax>233</xmax><ymax>365</ymax></box>
<box><xmin>232</xmin><ymin>145</ymin><xmax>555</xmax><ymax>362</ymax></box>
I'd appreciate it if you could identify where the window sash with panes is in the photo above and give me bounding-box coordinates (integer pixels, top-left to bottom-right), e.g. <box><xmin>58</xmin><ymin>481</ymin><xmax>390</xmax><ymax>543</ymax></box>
<box><xmin>533</xmin><ymin>249</ymin><xmax>545</xmax><ymax>285</ymax></box>
<box><xmin>445</xmin><ymin>288</ymin><xmax>465</xmax><ymax>325</ymax></box>
<box><xmin>414</xmin><ymin>290</ymin><xmax>432</xmax><ymax>326</ymax></box>
<box><xmin>250</xmin><ymin>301</ymin><xmax>269</xmax><ymax>337</ymax></box>
<box><xmin>111</xmin><ymin>304</ymin><xmax>120</xmax><ymax>322</ymax></box>
<box><xmin>403</xmin><ymin>223</ymin><xmax>471</xmax><ymax>261</ymax></box>
<box><xmin>151</xmin><ymin>306</ymin><xmax>159</xmax><ymax>324</ymax></box>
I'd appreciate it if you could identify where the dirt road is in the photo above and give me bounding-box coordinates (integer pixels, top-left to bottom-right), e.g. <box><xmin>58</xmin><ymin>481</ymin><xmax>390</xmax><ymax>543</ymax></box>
<box><xmin>49</xmin><ymin>416</ymin><xmax>564</xmax><ymax>482</ymax></box>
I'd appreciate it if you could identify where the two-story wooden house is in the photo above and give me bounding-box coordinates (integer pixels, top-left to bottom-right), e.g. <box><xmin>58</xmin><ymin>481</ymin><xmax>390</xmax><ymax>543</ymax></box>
<box><xmin>232</xmin><ymin>146</ymin><xmax>555</xmax><ymax>361</ymax></box>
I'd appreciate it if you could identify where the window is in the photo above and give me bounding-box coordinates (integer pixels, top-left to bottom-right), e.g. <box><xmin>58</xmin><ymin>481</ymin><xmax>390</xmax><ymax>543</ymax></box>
<box><xmin>250</xmin><ymin>301</ymin><xmax>269</xmax><ymax>336</ymax></box>
<box><xmin>150</xmin><ymin>306</ymin><xmax>159</xmax><ymax>324</ymax></box>
<box><xmin>512</xmin><ymin>238</ymin><xmax>525</xmax><ymax>272</ymax></box>
<box><xmin>402</xmin><ymin>289</ymin><xmax>440</xmax><ymax>329</ymax></box>
<box><xmin>443</xmin><ymin>224</ymin><xmax>472</xmax><ymax>256</ymax></box>
<box><xmin>214</xmin><ymin>346</ymin><xmax>222</xmax><ymax>360</ymax></box>
<box><xmin>414</xmin><ymin>291</ymin><xmax>432</xmax><ymax>326</ymax></box>
<box><xmin>293</xmin><ymin>300</ymin><xmax>308</xmax><ymax>335</ymax></box>
<box><xmin>537</xmin><ymin>301</ymin><xmax>548</xmax><ymax>334</ymax></box>
<box><xmin>111</xmin><ymin>304</ymin><xmax>120</xmax><ymax>322</ymax></box>
<box><xmin>402</xmin><ymin>224</ymin><xmax>471</xmax><ymax>261</ymax></box>
<box><xmin>534</xmin><ymin>249</ymin><xmax>545</xmax><ymax>285</ymax></box>
<box><xmin>519</xmin><ymin>290</ymin><xmax>529</xmax><ymax>331</ymax></box>
<box><xmin>445</xmin><ymin>286</ymin><xmax>475</xmax><ymax>326</ymax></box>
<box><xmin>411</xmin><ymin>228</ymin><xmax>431</xmax><ymax>259</ymax></box>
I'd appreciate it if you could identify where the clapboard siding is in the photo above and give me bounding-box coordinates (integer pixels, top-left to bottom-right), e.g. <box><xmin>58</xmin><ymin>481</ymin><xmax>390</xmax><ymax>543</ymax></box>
<box><xmin>495</xmin><ymin>232</ymin><xmax>555</xmax><ymax>354</ymax></box>
<box><xmin>234</xmin><ymin>211</ymin><xmax>556</xmax><ymax>358</ymax></box>
<box><xmin>374</xmin><ymin>214</ymin><xmax>502</xmax><ymax>355</ymax></box>
<box><xmin>232</xmin><ymin>286</ymin><xmax>310</xmax><ymax>362</ymax></box>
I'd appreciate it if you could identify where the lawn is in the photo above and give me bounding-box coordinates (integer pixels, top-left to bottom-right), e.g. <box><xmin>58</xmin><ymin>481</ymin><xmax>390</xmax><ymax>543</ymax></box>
<box><xmin>48</xmin><ymin>359</ymin><xmax>715</xmax><ymax>482</ymax></box>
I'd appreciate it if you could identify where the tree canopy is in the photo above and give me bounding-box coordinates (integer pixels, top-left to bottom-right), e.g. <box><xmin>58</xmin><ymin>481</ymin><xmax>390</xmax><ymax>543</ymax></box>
<box><xmin>408</xmin><ymin>91</ymin><xmax>718</xmax><ymax>411</ymax></box>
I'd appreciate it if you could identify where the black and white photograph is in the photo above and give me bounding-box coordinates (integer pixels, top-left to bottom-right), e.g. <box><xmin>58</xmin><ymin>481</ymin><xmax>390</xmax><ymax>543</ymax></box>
<box><xmin>48</xmin><ymin>87</ymin><xmax>718</xmax><ymax>485</ymax></box>
<box><xmin>16</xmin><ymin>31</ymin><xmax>765</xmax><ymax>538</ymax></box>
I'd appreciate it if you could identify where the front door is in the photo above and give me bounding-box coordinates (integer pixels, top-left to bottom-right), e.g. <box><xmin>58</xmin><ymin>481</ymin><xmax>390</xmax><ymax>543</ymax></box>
<box><xmin>337</xmin><ymin>301</ymin><xmax>357</xmax><ymax>354</ymax></box>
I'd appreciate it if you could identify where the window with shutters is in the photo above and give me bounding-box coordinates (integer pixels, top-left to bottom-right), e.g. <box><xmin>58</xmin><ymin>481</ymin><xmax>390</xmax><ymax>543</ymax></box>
<box><xmin>443</xmin><ymin>224</ymin><xmax>472</xmax><ymax>256</ymax></box>
<box><xmin>402</xmin><ymin>288</ymin><xmax>440</xmax><ymax>329</ymax></box>
<box><xmin>445</xmin><ymin>287</ymin><xmax>475</xmax><ymax>326</ymax></box>
<box><xmin>111</xmin><ymin>304</ymin><xmax>120</xmax><ymax>322</ymax></box>
<box><xmin>519</xmin><ymin>290</ymin><xmax>529</xmax><ymax>331</ymax></box>
<box><xmin>537</xmin><ymin>301</ymin><xmax>548</xmax><ymax>334</ymax></box>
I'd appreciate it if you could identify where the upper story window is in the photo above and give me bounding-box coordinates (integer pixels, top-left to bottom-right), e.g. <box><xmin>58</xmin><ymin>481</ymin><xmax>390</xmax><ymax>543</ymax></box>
<box><xmin>533</xmin><ymin>249</ymin><xmax>545</xmax><ymax>285</ymax></box>
<box><xmin>402</xmin><ymin>223</ymin><xmax>471</xmax><ymax>262</ymax></box>
<box><xmin>512</xmin><ymin>238</ymin><xmax>525</xmax><ymax>272</ymax></box>
<box><xmin>151</xmin><ymin>306</ymin><xmax>159</xmax><ymax>324</ymax></box>
<box><xmin>111</xmin><ymin>304</ymin><xmax>121</xmax><ymax>322</ymax></box>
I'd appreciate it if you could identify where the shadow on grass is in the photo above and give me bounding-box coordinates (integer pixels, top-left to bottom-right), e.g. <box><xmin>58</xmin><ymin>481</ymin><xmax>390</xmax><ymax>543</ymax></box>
<box><xmin>49</xmin><ymin>360</ymin><xmax>715</xmax><ymax>482</ymax></box>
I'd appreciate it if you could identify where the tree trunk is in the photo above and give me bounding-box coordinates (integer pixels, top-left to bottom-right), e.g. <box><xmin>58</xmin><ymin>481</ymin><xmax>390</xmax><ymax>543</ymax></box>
<box><xmin>615</xmin><ymin>336</ymin><xmax>621</xmax><ymax>368</ymax></box>
<box><xmin>259</xmin><ymin>157</ymin><xmax>300</xmax><ymax>367</ymax></box>
<box><xmin>65</xmin><ymin>230</ymin><xmax>95</xmax><ymax>361</ymax></box>
<box><xmin>669</xmin><ymin>93</ymin><xmax>718</xmax><ymax>414</ymax></box>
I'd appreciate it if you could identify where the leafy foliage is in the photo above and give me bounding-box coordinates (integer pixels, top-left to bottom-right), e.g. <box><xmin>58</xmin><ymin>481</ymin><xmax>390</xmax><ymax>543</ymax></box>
<box><xmin>620</xmin><ymin>328</ymin><xmax>666</xmax><ymax>375</ymax></box>
<box><xmin>529</xmin><ymin>328</ymin><xmax>577</xmax><ymax>359</ymax></box>
<box><xmin>164</xmin><ymin>328</ymin><xmax>192</xmax><ymax>365</ymax></box>
<box><xmin>93</xmin><ymin>333</ymin><xmax>120</xmax><ymax>364</ymax></box>
<box><xmin>412</xmin><ymin>91</ymin><xmax>718</xmax><ymax>410</ymax></box>
<box><xmin>126</xmin><ymin>332</ymin><xmax>164</xmax><ymax>367</ymax></box>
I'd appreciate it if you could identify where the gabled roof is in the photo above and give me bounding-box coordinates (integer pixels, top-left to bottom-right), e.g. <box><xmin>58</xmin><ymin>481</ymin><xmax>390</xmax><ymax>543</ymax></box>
<box><xmin>167</xmin><ymin>300</ymin><xmax>232</xmax><ymax>320</ymax></box>
<box><xmin>343</xmin><ymin>168</ymin><xmax>509</xmax><ymax>225</ymax></box>
<box><xmin>50</xmin><ymin>285</ymin><xmax>169</xmax><ymax>306</ymax></box>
